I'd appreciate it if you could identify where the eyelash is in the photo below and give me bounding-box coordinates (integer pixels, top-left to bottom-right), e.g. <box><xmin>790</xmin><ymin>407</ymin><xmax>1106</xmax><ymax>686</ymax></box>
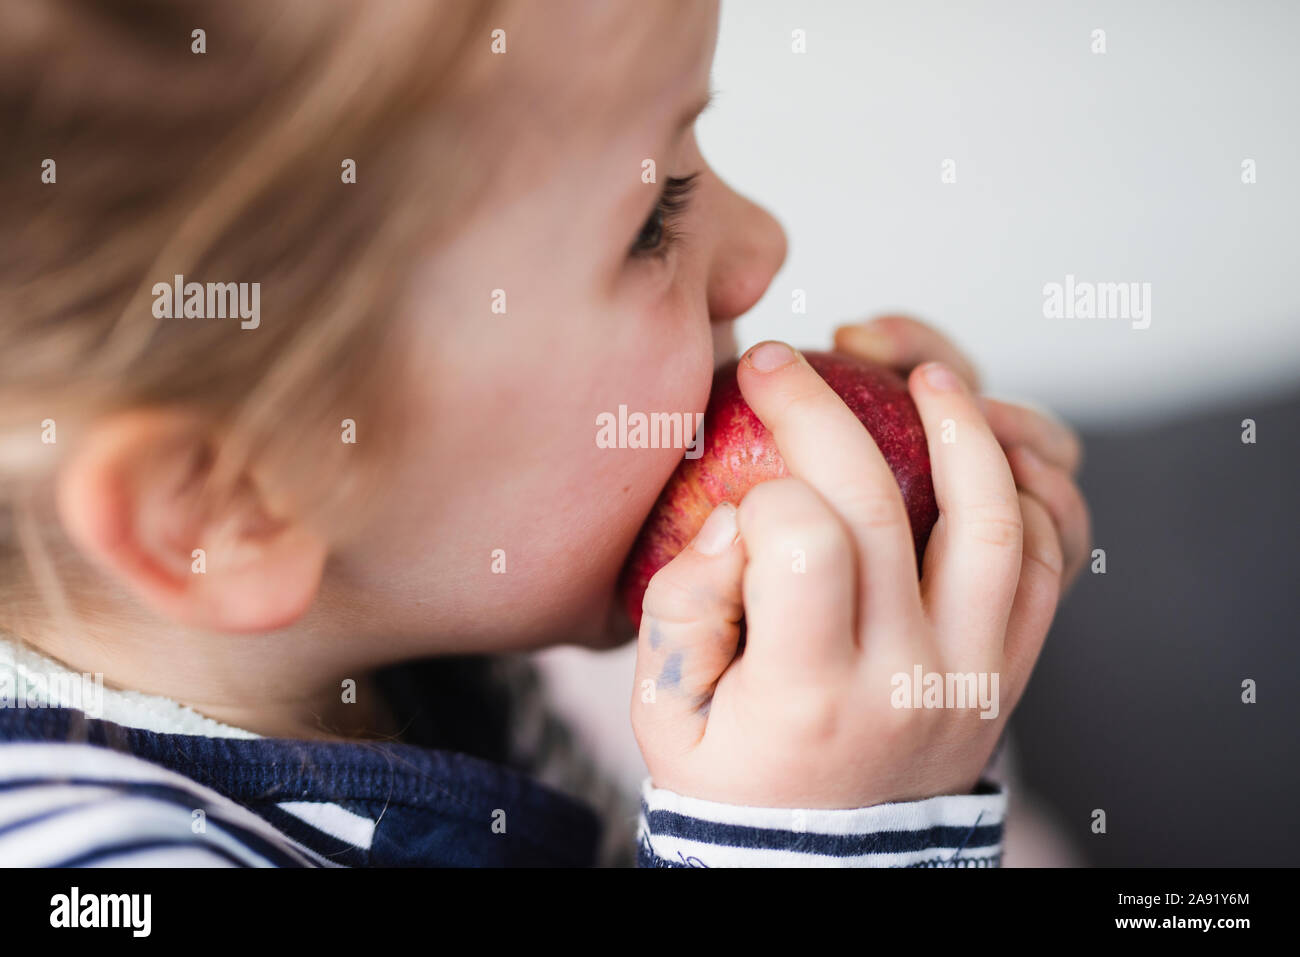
<box><xmin>629</xmin><ymin>173</ymin><xmax>700</xmax><ymax>260</ymax></box>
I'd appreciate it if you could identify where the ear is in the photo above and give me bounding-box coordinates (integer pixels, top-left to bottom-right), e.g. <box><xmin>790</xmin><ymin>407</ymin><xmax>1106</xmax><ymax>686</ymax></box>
<box><xmin>55</xmin><ymin>408</ymin><xmax>328</xmax><ymax>634</ymax></box>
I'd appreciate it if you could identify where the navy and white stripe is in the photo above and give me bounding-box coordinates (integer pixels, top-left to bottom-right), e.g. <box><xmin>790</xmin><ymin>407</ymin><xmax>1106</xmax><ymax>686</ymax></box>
<box><xmin>0</xmin><ymin>743</ymin><xmax>339</xmax><ymax>867</ymax></box>
<box><xmin>636</xmin><ymin>778</ymin><xmax>1005</xmax><ymax>867</ymax></box>
<box><xmin>2</xmin><ymin>637</ymin><xmax>616</xmax><ymax>867</ymax></box>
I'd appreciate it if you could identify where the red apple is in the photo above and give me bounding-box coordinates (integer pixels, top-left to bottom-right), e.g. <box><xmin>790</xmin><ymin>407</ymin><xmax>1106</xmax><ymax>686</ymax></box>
<box><xmin>619</xmin><ymin>350</ymin><xmax>939</xmax><ymax>629</ymax></box>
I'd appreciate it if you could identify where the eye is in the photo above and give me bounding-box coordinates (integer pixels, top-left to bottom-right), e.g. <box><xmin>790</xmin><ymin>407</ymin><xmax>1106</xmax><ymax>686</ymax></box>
<box><xmin>629</xmin><ymin>173</ymin><xmax>699</xmax><ymax>259</ymax></box>
<box><xmin>634</xmin><ymin>204</ymin><xmax>666</xmax><ymax>252</ymax></box>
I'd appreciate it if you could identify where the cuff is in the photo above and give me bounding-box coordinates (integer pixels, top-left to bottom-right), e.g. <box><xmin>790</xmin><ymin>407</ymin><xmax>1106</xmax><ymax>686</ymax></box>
<box><xmin>636</xmin><ymin>778</ymin><xmax>1005</xmax><ymax>868</ymax></box>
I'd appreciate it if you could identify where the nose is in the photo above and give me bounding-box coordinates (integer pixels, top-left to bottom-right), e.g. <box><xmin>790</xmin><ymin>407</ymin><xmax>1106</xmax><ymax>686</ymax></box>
<box><xmin>707</xmin><ymin>185</ymin><xmax>788</xmax><ymax>324</ymax></box>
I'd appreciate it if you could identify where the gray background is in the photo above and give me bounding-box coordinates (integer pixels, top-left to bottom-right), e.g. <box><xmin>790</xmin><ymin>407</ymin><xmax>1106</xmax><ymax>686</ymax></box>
<box><xmin>1013</xmin><ymin>393</ymin><xmax>1298</xmax><ymax>865</ymax></box>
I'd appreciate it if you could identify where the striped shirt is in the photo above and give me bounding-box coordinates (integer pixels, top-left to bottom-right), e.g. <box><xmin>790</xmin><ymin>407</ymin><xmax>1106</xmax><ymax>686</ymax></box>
<box><xmin>0</xmin><ymin>635</ymin><xmax>1005</xmax><ymax>867</ymax></box>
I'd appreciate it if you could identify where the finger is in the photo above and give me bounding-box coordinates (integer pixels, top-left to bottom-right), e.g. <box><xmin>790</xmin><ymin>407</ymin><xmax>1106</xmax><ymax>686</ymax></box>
<box><xmin>981</xmin><ymin>397</ymin><xmax>1083</xmax><ymax>474</ymax></box>
<box><xmin>631</xmin><ymin>503</ymin><xmax>745</xmax><ymax>757</ymax></box>
<box><xmin>734</xmin><ymin>477</ymin><xmax>857</xmax><ymax>685</ymax></box>
<box><xmin>1001</xmin><ymin>491</ymin><xmax>1063</xmax><ymax>708</ymax></box>
<box><xmin>910</xmin><ymin>362</ymin><xmax>1022</xmax><ymax>654</ymax></box>
<box><xmin>736</xmin><ymin>341</ymin><xmax>922</xmax><ymax>635</ymax></box>
<box><xmin>1004</xmin><ymin>445</ymin><xmax>1092</xmax><ymax>591</ymax></box>
<box><xmin>834</xmin><ymin>314</ymin><xmax>981</xmax><ymax>391</ymax></box>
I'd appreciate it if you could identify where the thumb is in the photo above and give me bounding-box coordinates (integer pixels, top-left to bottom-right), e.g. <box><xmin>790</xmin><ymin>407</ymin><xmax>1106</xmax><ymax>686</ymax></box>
<box><xmin>631</xmin><ymin>502</ymin><xmax>745</xmax><ymax>758</ymax></box>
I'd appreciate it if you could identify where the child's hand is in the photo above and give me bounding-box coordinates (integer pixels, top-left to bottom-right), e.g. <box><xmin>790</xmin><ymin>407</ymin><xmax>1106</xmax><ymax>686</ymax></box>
<box><xmin>631</xmin><ymin>325</ymin><xmax>1088</xmax><ymax>810</ymax></box>
<box><xmin>834</xmin><ymin>315</ymin><xmax>1090</xmax><ymax>590</ymax></box>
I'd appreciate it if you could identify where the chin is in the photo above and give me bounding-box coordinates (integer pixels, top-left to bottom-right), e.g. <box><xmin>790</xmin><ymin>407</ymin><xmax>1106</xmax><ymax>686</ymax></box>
<box><xmin>537</xmin><ymin>583</ymin><xmax>638</xmax><ymax>651</ymax></box>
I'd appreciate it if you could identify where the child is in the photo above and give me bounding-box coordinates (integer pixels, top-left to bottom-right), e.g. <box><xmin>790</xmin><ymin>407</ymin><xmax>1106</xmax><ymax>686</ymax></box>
<box><xmin>0</xmin><ymin>0</ymin><xmax>1088</xmax><ymax>866</ymax></box>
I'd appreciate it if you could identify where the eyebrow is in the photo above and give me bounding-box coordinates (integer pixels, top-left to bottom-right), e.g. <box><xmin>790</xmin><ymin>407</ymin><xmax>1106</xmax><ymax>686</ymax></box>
<box><xmin>675</xmin><ymin>89</ymin><xmax>716</xmax><ymax>133</ymax></box>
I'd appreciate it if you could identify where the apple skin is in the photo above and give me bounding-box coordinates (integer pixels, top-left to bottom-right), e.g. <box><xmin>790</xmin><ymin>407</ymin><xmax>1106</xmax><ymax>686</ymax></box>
<box><xmin>618</xmin><ymin>350</ymin><xmax>939</xmax><ymax>630</ymax></box>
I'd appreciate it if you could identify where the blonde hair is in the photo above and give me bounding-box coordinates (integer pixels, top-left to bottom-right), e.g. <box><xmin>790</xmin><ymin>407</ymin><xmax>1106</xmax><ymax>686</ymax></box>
<box><xmin>0</xmin><ymin>0</ymin><xmax>501</xmax><ymax>630</ymax></box>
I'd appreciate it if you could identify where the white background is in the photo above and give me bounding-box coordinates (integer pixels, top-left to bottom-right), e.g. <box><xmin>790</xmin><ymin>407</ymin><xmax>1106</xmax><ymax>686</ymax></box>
<box><xmin>699</xmin><ymin>0</ymin><xmax>1299</xmax><ymax>427</ymax></box>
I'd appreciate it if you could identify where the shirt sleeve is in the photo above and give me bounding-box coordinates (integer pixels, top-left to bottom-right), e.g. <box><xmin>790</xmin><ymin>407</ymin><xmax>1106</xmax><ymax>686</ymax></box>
<box><xmin>636</xmin><ymin>778</ymin><xmax>1006</xmax><ymax>867</ymax></box>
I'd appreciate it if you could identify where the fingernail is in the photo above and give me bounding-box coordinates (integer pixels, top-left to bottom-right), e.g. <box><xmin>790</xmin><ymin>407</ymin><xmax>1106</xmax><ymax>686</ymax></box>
<box><xmin>840</xmin><ymin>325</ymin><xmax>895</xmax><ymax>360</ymax></box>
<box><xmin>694</xmin><ymin>502</ymin><xmax>738</xmax><ymax>556</ymax></box>
<box><xmin>745</xmin><ymin>341</ymin><xmax>797</xmax><ymax>372</ymax></box>
<box><xmin>922</xmin><ymin>361</ymin><xmax>961</xmax><ymax>392</ymax></box>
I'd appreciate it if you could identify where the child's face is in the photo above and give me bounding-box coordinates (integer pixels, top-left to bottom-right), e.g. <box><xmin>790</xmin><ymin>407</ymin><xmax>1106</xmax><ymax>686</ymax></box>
<box><xmin>330</xmin><ymin>1</ymin><xmax>787</xmax><ymax>655</ymax></box>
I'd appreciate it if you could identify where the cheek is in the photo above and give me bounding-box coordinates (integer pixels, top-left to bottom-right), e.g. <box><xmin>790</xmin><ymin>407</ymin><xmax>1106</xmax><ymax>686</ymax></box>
<box><xmin>504</xmin><ymin>294</ymin><xmax>714</xmax><ymax>629</ymax></box>
<box><xmin>431</xmin><ymin>337</ymin><xmax>712</xmax><ymax>646</ymax></box>
<box><xmin>569</xmin><ymin>299</ymin><xmax>716</xmax><ymax>550</ymax></box>
<box><xmin>342</xmin><ymin>276</ymin><xmax>715</xmax><ymax>648</ymax></box>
